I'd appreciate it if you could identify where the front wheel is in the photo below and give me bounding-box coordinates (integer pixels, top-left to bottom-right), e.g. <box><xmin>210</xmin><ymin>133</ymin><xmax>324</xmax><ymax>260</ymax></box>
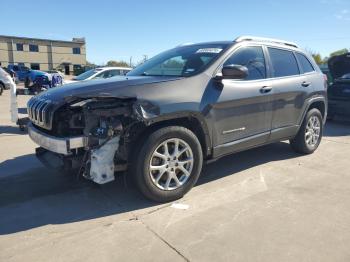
<box><xmin>132</xmin><ymin>126</ymin><xmax>203</xmax><ymax>202</ymax></box>
<box><xmin>290</xmin><ymin>108</ymin><xmax>323</xmax><ymax>154</ymax></box>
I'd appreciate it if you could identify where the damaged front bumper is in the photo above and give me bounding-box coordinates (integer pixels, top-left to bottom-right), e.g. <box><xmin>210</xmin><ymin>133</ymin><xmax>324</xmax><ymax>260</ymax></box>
<box><xmin>28</xmin><ymin>122</ymin><xmax>87</xmax><ymax>155</ymax></box>
<box><xmin>28</xmin><ymin>122</ymin><xmax>124</xmax><ymax>184</ymax></box>
<box><xmin>27</xmin><ymin>96</ymin><xmax>160</xmax><ymax>185</ymax></box>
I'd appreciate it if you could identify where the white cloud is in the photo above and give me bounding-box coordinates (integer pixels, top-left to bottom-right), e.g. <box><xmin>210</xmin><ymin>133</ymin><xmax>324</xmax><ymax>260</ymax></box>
<box><xmin>335</xmin><ymin>9</ymin><xmax>350</xmax><ymax>21</ymax></box>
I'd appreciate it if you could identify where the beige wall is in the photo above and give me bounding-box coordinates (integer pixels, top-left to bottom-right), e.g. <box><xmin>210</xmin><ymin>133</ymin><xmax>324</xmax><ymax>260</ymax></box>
<box><xmin>0</xmin><ymin>36</ymin><xmax>86</xmax><ymax>74</ymax></box>
<box><xmin>0</xmin><ymin>42</ymin><xmax>8</xmax><ymax>67</ymax></box>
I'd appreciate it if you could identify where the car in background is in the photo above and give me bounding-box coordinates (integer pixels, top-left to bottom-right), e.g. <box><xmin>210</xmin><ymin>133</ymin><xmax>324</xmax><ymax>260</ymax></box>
<box><xmin>64</xmin><ymin>67</ymin><xmax>132</xmax><ymax>84</ymax></box>
<box><xmin>2</xmin><ymin>67</ymin><xmax>18</xmax><ymax>83</ymax></box>
<box><xmin>7</xmin><ymin>65</ymin><xmax>52</xmax><ymax>88</ymax></box>
<box><xmin>327</xmin><ymin>53</ymin><xmax>350</xmax><ymax>119</ymax></box>
<box><xmin>0</xmin><ymin>67</ymin><xmax>13</xmax><ymax>95</ymax></box>
<box><xmin>47</xmin><ymin>70</ymin><xmax>65</xmax><ymax>80</ymax></box>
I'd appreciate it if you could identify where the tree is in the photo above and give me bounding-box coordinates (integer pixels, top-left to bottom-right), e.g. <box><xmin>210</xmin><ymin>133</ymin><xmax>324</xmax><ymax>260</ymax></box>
<box><xmin>86</xmin><ymin>60</ymin><xmax>97</xmax><ymax>67</ymax></box>
<box><xmin>330</xmin><ymin>48</ymin><xmax>349</xmax><ymax>57</ymax></box>
<box><xmin>312</xmin><ymin>53</ymin><xmax>323</xmax><ymax>65</ymax></box>
<box><xmin>106</xmin><ymin>60</ymin><xmax>130</xmax><ymax>67</ymax></box>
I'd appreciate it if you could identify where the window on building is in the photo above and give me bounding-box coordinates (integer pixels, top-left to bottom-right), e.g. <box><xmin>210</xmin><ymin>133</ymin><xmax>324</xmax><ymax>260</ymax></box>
<box><xmin>73</xmin><ymin>64</ymin><xmax>82</xmax><ymax>75</ymax></box>
<box><xmin>296</xmin><ymin>53</ymin><xmax>315</xmax><ymax>74</ymax></box>
<box><xmin>29</xmin><ymin>44</ymin><xmax>39</xmax><ymax>52</ymax></box>
<box><xmin>73</xmin><ymin>47</ymin><xmax>81</xmax><ymax>54</ymax></box>
<box><xmin>30</xmin><ymin>63</ymin><xmax>40</xmax><ymax>70</ymax></box>
<box><xmin>223</xmin><ymin>46</ymin><xmax>266</xmax><ymax>80</ymax></box>
<box><xmin>16</xmin><ymin>43</ymin><xmax>24</xmax><ymax>51</ymax></box>
<box><xmin>268</xmin><ymin>48</ymin><xmax>299</xmax><ymax>77</ymax></box>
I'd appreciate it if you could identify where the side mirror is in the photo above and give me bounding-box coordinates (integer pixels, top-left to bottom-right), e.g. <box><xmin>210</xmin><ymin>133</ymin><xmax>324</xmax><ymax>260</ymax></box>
<box><xmin>220</xmin><ymin>64</ymin><xmax>248</xmax><ymax>80</ymax></box>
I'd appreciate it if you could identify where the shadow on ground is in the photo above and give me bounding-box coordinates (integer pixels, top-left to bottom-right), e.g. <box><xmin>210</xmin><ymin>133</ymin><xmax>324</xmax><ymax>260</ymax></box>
<box><xmin>324</xmin><ymin>121</ymin><xmax>350</xmax><ymax>137</ymax></box>
<box><xmin>0</xmin><ymin>125</ymin><xmax>27</xmax><ymax>135</ymax></box>
<box><xmin>0</xmin><ymin>141</ymin><xmax>301</xmax><ymax>235</ymax></box>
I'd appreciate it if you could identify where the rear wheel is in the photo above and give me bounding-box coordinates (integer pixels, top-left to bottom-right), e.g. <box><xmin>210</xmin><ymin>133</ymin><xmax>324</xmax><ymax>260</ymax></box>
<box><xmin>0</xmin><ymin>83</ymin><xmax>4</xmax><ymax>95</ymax></box>
<box><xmin>290</xmin><ymin>108</ymin><xmax>323</xmax><ymax>154</ymax></box>
<box><xmin>132</xmin><ymin>126</ymin><xmax>203</xmax><ymax>202</ymax></box>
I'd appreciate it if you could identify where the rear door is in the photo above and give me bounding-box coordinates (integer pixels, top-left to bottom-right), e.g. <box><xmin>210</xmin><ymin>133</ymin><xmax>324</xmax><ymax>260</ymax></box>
<box><xmin>266</xmin><ymin>47</ymin><xmax>308</xmax><ymax>138</ymax></box>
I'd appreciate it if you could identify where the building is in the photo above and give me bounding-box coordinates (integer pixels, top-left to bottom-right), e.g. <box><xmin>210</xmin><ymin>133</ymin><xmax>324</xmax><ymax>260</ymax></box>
<box><xmin>0</xmin><ymin>35</ymin><xmax>86</xmax><ymax>75</ymax></box>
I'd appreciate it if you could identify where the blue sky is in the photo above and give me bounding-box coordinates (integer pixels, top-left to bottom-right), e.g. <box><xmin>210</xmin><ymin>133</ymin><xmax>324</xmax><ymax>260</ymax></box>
<box><xmin>1</xmin><ymin>0</ymin><xmax>349</xmax><ymax>64</ymax></box>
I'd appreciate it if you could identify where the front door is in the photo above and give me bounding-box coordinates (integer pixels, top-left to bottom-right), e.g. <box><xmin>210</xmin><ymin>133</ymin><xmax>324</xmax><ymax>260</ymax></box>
<box><xmin>210</xmin><ymin>46</ymin><xmax>273</xmax><ymax>156</ymax></box>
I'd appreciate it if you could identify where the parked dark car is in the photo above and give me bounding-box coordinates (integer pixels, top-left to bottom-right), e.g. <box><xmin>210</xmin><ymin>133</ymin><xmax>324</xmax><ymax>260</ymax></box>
<box><xmin>327</xmin><ymin>53</ymin><xmax>350</xmax><ymax>119</ymax></box>
<box><xmin>27</xmin><ymin>36</ymin><xmax>327</xmax><ymax>202</ymax></box>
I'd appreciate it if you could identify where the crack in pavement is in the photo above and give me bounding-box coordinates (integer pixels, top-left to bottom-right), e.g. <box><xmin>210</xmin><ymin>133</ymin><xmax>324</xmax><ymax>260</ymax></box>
<box><xmin>95</xmin><ymin>185</ymin><xmax>189</xmax><ymax>260</ymax></box>
<box><xmin>138</xmin><ymin>217</ymin><xmax>190</xmax><ymax>262</ymax></box>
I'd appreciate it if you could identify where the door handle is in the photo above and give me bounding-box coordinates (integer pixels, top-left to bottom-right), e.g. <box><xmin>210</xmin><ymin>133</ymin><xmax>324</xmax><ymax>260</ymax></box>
<box><xmin>260</xmin><ymin>86</ymin><xmax>272</xmax><ymax>93</ymax></box>
<box><xmin>302</xmin><ymin>81</ymin><xmax>311</xmax><ymax>87</ymax></box>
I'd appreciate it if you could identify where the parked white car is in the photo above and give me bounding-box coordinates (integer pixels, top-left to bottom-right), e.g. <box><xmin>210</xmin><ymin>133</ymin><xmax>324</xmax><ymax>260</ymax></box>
<box><xmin>0</xmin><ymin>67</ymin><xmax>13</xmax><ymax>95</ymax></box>
<box><xmin>46</xmin><ymin>70</ymin><xmax>65</xmax><ymax>79</ymax></box>
<box><xmin>64</xmin><ymin>67</ymin><xmax>132</xmax><ymax>84</ymax></box>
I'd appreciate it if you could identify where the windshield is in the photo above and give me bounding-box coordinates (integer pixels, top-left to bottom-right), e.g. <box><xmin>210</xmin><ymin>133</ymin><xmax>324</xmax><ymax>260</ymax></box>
<box><xmin>128</xmin><ymin>43</ymin><xmax>229</xmax><ymax>77</ymax></box>
<box><xmin>74</xmin><ymin>69</ymin><xmax>102</xmax><ymax>81</ymax></box>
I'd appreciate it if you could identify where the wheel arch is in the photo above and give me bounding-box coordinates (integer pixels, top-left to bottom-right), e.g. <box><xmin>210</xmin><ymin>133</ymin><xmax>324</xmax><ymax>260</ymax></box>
<box><xmin>127</xmin><ymin>112</ymin><xmax>212</xmax><ymax>160</ymax></box>
<box><xmin>299</xmin><ymin>96</ymin><xmax>327</xmax><ymax>126</ymax></box>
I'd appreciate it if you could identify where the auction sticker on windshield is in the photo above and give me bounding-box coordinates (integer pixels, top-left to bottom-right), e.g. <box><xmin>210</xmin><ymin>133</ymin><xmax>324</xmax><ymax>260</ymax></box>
<box><xmin>196</xmin><ymin>48</ymin><xmax>223</xmax><ymax>54</ymax></box>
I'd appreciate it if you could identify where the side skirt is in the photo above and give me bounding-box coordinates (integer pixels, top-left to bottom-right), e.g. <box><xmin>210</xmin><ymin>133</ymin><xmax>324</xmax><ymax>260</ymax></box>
<box><xmin>209</xmin><ymin>125</ymin><xmax>299</xmax><ymax>163</ymax></box>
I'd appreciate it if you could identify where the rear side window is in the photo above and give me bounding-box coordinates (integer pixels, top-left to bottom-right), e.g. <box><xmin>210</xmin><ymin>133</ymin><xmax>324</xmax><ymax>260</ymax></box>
<box><xmin>296</xmin><ymin>53</ymin><xmax>314</xmax><ymax>73</ymax></box>
<box><xmin>109</xmin><ymin>69</ymin><xmax>121</xmax><ymax>77</ymax></box>
<box><xmin>224</xmin><ymin>46</ymin><xmax>266</xmax><ymax>80</ymax></box>
<box><xmin>268</xmin><ymin>48</ymin><xmax>299</xmax><ymax>77</ymax></box>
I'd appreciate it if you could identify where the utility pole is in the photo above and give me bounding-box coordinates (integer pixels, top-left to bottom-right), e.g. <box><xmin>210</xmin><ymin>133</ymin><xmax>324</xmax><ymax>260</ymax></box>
<box><xmin>129</xmin><ymin>56</ymin><xmax>132</xmax><ymax>67</ymax></box>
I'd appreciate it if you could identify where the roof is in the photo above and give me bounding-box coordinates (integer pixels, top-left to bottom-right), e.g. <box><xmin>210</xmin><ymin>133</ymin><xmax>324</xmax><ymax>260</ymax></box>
<box><xmin>96</xmin><ymin>66</ymin><xmax>132</xmax><ymax>70</ymax></box>
<box><xmin>0</xmin><ymin>35</ymin><xmax>85</xmax><ymax>44</ymax></box>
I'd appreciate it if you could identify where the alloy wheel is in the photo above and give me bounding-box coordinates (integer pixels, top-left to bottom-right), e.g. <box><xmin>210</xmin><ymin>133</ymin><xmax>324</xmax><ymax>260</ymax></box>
<box><xmin>149</xmin><ymin>138</ymin><xmax>194</xmax><ymax>191</ymax></box>
<box><xmin>305</xmin><ymin>116</ymin><xmax>321</xmax><ymax>147</ymax></box>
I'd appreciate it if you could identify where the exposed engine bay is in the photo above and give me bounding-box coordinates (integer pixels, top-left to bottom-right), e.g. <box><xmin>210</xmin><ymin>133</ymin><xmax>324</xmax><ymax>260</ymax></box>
<box><xmin>28</xmin><ymin>96</ymin><xmax>160</xmax><ymax>184</ymax></box>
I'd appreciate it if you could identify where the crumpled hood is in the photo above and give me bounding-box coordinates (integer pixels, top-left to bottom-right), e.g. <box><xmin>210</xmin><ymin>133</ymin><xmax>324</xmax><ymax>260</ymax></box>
<box><xmin>35</xmin><ymin>76</ymin><xmax>182</xmax><ymax>104</ymax></box>
<box><xmin>328</xmin><ymin>53</ymin><xmax>350</xmax><ymax>80</ymax></box>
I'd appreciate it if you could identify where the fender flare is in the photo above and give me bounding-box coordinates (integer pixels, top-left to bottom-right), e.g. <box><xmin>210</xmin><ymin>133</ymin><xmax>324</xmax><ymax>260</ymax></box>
<box><xmin>298</xmin><ymin>96</ymin><xmax>327</xmax><ymax>126</ymax></box>
<box><xmin>143</xmin><ymin>111</ymin><xmax>212</xmax><ymax>157</ymax></box>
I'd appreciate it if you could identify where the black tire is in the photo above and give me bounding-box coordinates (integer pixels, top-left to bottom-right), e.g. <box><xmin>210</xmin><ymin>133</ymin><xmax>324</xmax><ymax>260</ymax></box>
<box><xmin>290</xmin><ymin>108</ymin><xmax>323</xmax><ymax>154</ymax></box>
<box><xmin>24</xmin><ymin>77</ymin><xmax>31</xmax><ymax>88</ymax></box>
<box><xmin>0</xmin><ymin>83</ymin><xmax>3</xmax><ymax>95</ymax></box>
<box><xmin>131</xmin><ymin>126</ymin><xmax>203</xmax><ymax>202</ymax></box>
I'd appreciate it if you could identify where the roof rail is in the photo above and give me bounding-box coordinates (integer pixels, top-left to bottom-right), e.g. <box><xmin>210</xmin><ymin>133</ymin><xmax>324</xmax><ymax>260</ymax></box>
<box><xmin>234</xmin><ymin>35</ymin><xmax>299</xmax><ymax>48</ymax></box>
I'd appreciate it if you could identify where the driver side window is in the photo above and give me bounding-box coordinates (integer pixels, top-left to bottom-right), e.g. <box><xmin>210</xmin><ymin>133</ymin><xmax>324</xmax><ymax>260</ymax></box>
<box><xmin>224</xmin><ymin>46</ymin><xmax>266</xmax><ymax>80</ymax></box>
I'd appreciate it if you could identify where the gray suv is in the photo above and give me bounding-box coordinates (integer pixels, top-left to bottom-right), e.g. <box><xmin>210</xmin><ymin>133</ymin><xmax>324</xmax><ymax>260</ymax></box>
<box><xmin>27</xmin><ymin>36</ymin><xmax>327</xmax><ymax>202</ymax></box>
